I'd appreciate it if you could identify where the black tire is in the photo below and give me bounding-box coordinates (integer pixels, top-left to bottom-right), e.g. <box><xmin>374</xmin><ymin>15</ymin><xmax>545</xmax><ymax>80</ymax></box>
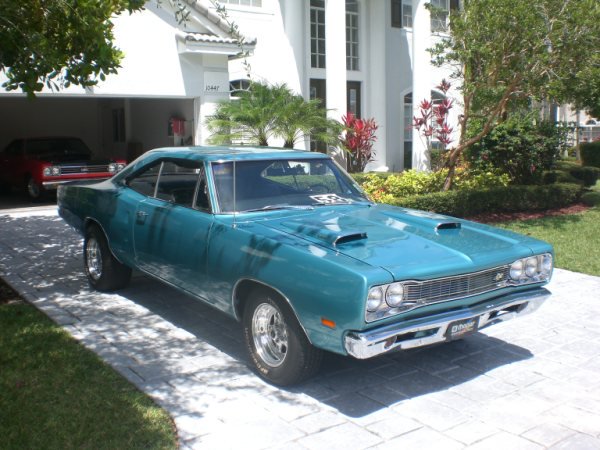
<box><xmin>25</xmin><ymin>176</ymin><xmax>45</xmax><ymax>202</ymax></box>
<box><xmin>242</xmin><ymin>288</ymin><xmax>323</xmax><ymax>386</ymax></box>
<box><xmin>84</xmin><ymin>225</ymin><xmax>132</xmax><ymax>291</ymax></box>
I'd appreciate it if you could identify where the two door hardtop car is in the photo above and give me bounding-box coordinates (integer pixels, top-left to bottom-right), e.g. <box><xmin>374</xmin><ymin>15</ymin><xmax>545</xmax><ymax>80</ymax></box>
<box><xmin>0</xmin><ymin>137</ymin><xmax>126</xmax><ymax>200</ymax></box>
<box><xmin>58</xmin><ymin>146</ymin><xmax>553</xmax><ymax>385</ymax></box>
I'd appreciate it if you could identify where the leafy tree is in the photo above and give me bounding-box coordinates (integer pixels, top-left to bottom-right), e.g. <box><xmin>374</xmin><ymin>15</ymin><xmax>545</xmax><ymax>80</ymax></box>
<box><xmin>207</xmin><ymin>82</ymin><xmax>339</xmax><ymax>148</ymax></box>
<box><xmin>0</xmin><ymin>0</ymin><xmax>145</xmax><ymax>97</ymax></box>
<box><xmin>430</xmin><ymin>0</ymin><xmax>600</xmax><ymax>189</ymax></box>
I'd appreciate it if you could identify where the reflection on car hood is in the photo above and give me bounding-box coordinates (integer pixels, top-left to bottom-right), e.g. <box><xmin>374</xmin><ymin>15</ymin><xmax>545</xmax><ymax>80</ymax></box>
<box><xmin>258</xmin><ymin>204</ymin><xmax>548</xmax><ymax>281</ymax></box>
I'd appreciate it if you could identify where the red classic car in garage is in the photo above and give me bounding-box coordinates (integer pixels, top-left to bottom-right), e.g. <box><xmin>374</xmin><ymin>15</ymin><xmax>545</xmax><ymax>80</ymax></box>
<box><xmin>0</xmin><ymin>137</ymin><xmax>126</xmax><ymax>200</ymax></box>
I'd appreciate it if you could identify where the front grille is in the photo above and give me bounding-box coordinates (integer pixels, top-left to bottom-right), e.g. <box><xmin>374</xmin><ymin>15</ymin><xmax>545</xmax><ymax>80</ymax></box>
<box><xmin>404</xmin><ymin>266</ymin><xmax>510</xmax><ymax>306</ymax></box>
<box><xmin>60</xmin><ymin>164</ymin><xmax>110</xmax><ymax>175</ymax></box>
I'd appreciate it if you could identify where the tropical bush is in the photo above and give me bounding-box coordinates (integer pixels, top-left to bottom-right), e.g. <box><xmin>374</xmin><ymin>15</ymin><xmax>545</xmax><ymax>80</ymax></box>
<box><xmin>466</xmin><ymin>113</ymin><xmax>566</xmax><ymax>184</ymax></box>
<box><xmin>341</xmin><ymin>114</ymin><xmax>378</xmax><ymax>172</ymax></box>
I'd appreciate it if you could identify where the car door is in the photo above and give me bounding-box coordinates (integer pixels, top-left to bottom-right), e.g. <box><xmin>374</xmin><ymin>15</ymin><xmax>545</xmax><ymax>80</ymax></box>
<box><xmin>132</xmin><ymin>160</ymin><xmax>217</xmax><ymax>302</ymax></box>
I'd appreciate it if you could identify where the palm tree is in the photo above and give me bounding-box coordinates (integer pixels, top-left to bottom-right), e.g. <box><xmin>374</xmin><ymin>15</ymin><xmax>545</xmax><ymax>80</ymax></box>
<box><xmin>207</xmin><ymin>81</ymin><xmax>341</xmax><ymax>149</ymax></box>
<box><xmin>207</xmin><ymin>82</ymin><xmax>285</xmax><ymax>146</ymax></box>
<box><xmin>274</xmin><ymin>93</ymin><xmax>342</xmax><ymax>149</ymax></box>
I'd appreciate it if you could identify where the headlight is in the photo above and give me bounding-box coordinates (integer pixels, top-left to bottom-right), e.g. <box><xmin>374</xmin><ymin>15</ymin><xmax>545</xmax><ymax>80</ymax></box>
<box><xmin>510</xmin><ymin>260</ymin><xmax>524</xmax><ymax>280</ymax></box>
<box><xmin>525</xmin><ymin>257</ymin><xmax>538</xmax><ymax>277</ymax></box>
<box><xmin>385</xmin><ymin>283</ymin><xmax>404</xmax><ymax>307</ymax></box>
<box><xmin>43</xmin><ymin>166</ymin><xmax>60</xmax><ymax>176</ymax></box>
<box><xmin>509</xmin><ymin>253</ymin><xmax>552</xmax><ymax>284</ymax></box>
<box><xmin>108</xmin><ymin>163</ymin><xmax>117</xmax><ymax>173</ymax></box>
<box><xmin>366</xmin><ymin>287</ymin><xmax>384</xmax><ymax>312</ymax></box>
<box><xmin>116</xmin><ymin>163</ymin><xmax>126</xmax><ymax>171</ymax></box>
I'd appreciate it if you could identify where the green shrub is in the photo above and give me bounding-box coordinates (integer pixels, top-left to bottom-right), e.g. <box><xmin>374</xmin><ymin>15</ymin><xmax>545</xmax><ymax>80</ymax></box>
<box><xmin>383</xmin><ymin>183</ymin><xmax>582</xmax><ymax>217</ymax></box>
<box><xmin>358</xmin><ymin>168</ymin><xmax>510</xmax><ymax>202</ymax></box>
<box><xmin>580</xmin><ymin>142</ymin><xmax>600</xmax><ymax>168</ymax></box>
<box><xmin>569</xmin><ymin>166</ymin><xmax>600</xmax><ymax>187</ymax></box>
<box><xmin>581</xmin><ymin>191</ymin><xmax>600</xmax><ymax>207</ymax></box>
<box><xmin>466</xmin><ymin>113</ymin><xmax>566</xmax><ymax>184</ymax></box>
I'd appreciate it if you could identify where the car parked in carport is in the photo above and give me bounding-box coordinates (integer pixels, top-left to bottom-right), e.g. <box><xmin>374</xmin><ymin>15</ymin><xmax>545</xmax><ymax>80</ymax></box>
<box><xmin>58</xmin><ymin>146</ymin><xmax>554</xmax><ymax>386</ymax></box>
<box><xmin>0</xmin><ymin>137</ymin><xmax>126</xmax><ymax>200</ymax></box>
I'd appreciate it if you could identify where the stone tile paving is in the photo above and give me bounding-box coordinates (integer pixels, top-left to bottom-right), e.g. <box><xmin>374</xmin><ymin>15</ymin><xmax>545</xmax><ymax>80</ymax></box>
<box><xmin>1</xmin><ymin>207</ymin><xmax>600</xmax><ymax>449</ymax></box>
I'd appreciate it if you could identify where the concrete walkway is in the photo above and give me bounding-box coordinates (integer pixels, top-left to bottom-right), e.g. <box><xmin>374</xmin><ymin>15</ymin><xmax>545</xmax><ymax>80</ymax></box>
<box><xmin>1</xmin><ymin>206</ymin><xmax>600</xmax><ymax>449</ymax></box>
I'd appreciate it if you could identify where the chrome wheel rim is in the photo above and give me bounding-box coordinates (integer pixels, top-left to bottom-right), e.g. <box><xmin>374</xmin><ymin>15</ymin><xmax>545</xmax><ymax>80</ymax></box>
<box><xmin>252</xmin><ymin>303</ymin><xmax>288</xmax><ymax>368</ymax></box>
<box><xmin>86</xmin><ymin>237</ymin><xmax>103</xmax><ymax>281</ymax></box>
<box><xmin>27</xmin><ymin>179</ymin><xmax>40</xmax><ymax>198</ymax></box>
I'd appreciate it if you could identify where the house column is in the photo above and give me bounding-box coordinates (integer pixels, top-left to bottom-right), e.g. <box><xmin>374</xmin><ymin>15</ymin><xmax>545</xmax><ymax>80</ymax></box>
<box><xmin>325</xmin><ymin>0</ymin><xmax>346</xmax><ymax>123</ymax></box>
<box><xmin>411</xmin><ymin>0</ymin><xmax>431</xmax><ymax>171</ymax></box>
<box><xmin>365</xmin><ymin>0</ymin><xmax>388</xmax><ymax>171</ymax></box>
<box><xmin>282</xmin><ymin>0</ymin><xmax>306</xmax><ymax>95</ymax></box>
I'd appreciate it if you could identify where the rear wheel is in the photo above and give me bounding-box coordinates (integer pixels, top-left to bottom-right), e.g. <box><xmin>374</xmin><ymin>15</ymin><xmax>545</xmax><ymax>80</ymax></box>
<box><xmin>242</xmin><ymin>288</ymin><xmax>322</xmax><ymax>386</ymax></box>
<box><xmin>84</xmin><ymin>225</ymin><xmax>131</xmax><ymax>291</ymax></box>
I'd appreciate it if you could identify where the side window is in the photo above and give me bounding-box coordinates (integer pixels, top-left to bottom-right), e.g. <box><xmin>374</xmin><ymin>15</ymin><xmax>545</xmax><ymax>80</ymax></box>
<box><xmin>155</xmin><ymin>161</ymin><xmax>203</xmax><ymax>208</ymax></box>
<box><xmin>194</xmin><ymin>167</ymin><xmax>210</xmax><ymax>211</ymax></box>
<box><xmin>127</xmin><ymin>163</ymin><xmax>162</xmax><ymax>197</ymax></box>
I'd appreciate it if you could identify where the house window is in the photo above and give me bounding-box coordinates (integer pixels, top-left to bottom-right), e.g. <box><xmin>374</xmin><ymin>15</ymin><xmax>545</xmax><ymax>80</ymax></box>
<box><xmin>346</xmin><ymin>0</ymin><xmax>359</xmax><ymax>70</ymax></box>
<box><xmin>310</xmin><ymin>0</ymin><xmax>326</xmax><ymax>68</ymax></box>
<box><xmin>310</xmin><ymin>79</ymin><xmax>327</xmax><ymax>152</ymax></box>
<box><xmin>402</xmin><ymin>0</ymin><xmax>413</xmax><ymax>28</ymax></box>
<box><xmin>403</xmin><ymin>93</ymin><xmax>413</xmax><ymax>169</ymax></box>
<box><xmin>392</xmin><ymin>0</ymin><xmax>413</xmax><ymax>28</ymax></box>
<box><xmin>430</xmin><ymin>0</ymin><xmax>448</xmax><ymax>32</ymax></box>
<box><xmin>347</xmin><ymin>81</ymin><xmax>361</xmax><ymax>117</ymax></box>
<box><xmin>219</xmin><ymin>0</ymin><xmax>262</xmax><ymax>7</ymax></box>
<box><xmin>431</xmin><ymin>0</ymin><xmax>458</xmax><ymax>32</ymax></box>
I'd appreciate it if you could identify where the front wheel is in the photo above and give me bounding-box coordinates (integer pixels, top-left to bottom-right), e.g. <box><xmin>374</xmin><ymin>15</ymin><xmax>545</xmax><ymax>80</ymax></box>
<box><xmin>84</xmin><ymin>225</ymin><xmax>132</xmax><ymax>291</ymax></box>
<box><xmin>26</xmin><ymin>177</ymin><xmax>45</xmax><ymax>201</ymax></box>
<box><xmin>242</xmin><ymin>288</ymin><xmax>322</xmax><ymax>386</ymax></box>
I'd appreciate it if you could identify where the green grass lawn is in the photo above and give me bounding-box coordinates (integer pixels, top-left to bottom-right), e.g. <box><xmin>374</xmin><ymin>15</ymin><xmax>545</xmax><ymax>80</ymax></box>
<box><xmin>496</xmin><ymin>206</ymin><xmax>600</xmax><ymax>277</ymax></box>
<box><xmin>0</xmin><ymin>283</ymin><xmax>177</xmax><ymax>450</ymax></box>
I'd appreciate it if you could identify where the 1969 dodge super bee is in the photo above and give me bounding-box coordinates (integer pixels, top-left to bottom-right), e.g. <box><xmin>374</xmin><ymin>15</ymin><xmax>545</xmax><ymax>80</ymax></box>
<box><xmin>58</xmin><ymin>146</ymin><xmax>553</xmax><ymax>385</ymax></box>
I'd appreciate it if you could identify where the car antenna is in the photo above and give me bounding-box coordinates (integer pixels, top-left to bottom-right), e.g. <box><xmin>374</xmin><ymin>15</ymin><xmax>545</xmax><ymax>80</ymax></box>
<box><xmin>233</xmin><ymin>159</ymin><xmax>237</xmax><ymax>229</ymax></box>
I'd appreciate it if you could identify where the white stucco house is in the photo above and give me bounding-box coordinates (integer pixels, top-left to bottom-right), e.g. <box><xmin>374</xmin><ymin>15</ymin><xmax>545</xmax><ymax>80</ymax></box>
<box><xmin>0</xmin><ymin>0</ymin><xmax>462</xmax><ymax>171</ymax></box>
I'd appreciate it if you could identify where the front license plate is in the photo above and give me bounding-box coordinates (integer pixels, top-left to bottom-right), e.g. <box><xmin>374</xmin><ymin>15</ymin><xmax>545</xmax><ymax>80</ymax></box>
<box><xmin>446</xmin><ymin>317</ymin><xmax>479</xmax><ymax>340</ymax></box>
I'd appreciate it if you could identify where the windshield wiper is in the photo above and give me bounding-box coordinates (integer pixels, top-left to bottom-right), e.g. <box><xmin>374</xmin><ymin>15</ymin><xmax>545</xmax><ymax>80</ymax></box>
<box><xmin>243</xmin><ymin>204</ymin><xmax>315</xmax><ymax>213</ymax></box>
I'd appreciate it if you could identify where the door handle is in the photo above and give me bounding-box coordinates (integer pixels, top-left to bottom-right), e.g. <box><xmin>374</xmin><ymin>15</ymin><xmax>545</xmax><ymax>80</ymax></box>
<box><xmin>136</xmin><ymin>210</ymin><xmax>148</xmax><ymax>223</ymax></box>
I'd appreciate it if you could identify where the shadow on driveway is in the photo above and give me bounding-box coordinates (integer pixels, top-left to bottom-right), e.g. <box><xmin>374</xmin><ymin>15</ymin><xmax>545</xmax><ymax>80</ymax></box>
<box><xmin>0</xmin><ymin>213</ymin><xmax>533</xmax><ymax>419</ymax></box>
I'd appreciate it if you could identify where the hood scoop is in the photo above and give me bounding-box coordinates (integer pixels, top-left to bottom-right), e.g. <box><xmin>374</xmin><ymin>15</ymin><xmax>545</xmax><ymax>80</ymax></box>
<box><xmin>436</xmin><ymin>222</ymin><xmax>461</xmax><ymax>232</ymax></box>
<box><xmin>281</xmin><ymin>220</ymin><xmax>368</xmax><ymax>247</ymax></box>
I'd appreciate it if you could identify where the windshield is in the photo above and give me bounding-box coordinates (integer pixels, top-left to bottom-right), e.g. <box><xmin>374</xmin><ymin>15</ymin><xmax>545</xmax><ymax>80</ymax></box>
<box><xmin>211</xmin><ymin>158</ymin><xmax>370</xmax><ymax>213</ymax></box>
<box><xmin>25</xmin><ymin>138</ymin><xmax>92</xmax><ymax>160</ymax></box>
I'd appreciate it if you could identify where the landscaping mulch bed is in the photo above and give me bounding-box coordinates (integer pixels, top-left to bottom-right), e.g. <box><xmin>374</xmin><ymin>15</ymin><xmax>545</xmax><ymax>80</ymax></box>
<box><xmin>468</xmin><ymin>203</ymin><xmax>591</xmax><ymax>224</ymax></box>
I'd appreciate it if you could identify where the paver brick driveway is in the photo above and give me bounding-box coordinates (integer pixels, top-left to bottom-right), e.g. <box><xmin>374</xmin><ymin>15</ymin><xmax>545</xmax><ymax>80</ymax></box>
<box><xmin>1</xmin><ymin>207</ymin><xmax>600</xmax><ymax>449</ymax></box>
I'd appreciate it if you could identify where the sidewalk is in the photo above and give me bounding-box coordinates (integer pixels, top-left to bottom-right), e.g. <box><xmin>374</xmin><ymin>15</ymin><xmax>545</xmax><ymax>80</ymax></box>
<box><xmin>1</xmin><ymin>207</ymin><xmax>600</xmax><ymax>449</ymax></box>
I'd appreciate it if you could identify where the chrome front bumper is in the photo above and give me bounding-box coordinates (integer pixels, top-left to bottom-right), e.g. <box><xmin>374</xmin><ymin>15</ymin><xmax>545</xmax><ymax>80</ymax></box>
<box><xmin>42</xmin><ymin>178</ymin><xmax>110</xmax><ymax>190</ymax></box>
<box><xmin>344</xmin><ymin>288</ymin><xmax>550</xmax><ymax>359</ymax></box>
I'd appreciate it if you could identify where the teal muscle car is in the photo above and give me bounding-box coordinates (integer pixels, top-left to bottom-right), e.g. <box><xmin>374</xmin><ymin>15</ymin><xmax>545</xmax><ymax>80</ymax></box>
<box><xmin>58</xmin><ymin>146</ymin><xmax>553</xmax><ymax>385</ymax></box>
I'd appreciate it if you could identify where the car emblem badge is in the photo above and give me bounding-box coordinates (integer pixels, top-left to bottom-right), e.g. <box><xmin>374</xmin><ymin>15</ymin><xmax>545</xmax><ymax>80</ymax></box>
<box><xmin>494</xmin><ymin>272</ymin><xmax>504</xmax><ymax>282</ymax></box>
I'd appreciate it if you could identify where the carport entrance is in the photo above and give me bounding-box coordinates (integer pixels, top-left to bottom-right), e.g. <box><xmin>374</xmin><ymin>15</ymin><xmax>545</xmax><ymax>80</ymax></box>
<box><xmin>0</xmin><ymin>96</ymin><xmax>194</xmax><ymax>162</ymax></box>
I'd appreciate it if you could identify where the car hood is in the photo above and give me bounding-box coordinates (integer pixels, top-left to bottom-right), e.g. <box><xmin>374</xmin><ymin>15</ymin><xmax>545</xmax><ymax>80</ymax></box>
<box><xmin>257</xmin><ymin>204</ymin><xmax>549</xmax><ymax>281</ymax></box>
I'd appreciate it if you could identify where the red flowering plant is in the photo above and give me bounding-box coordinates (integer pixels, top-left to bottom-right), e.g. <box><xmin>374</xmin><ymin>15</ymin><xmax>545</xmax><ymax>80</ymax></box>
<box><xmin>341</xmin><ymin>113</ymin><xmax>379</xmax><ymax>172</ymax></box>
<box><xmin>412</xmin><ymin>79</ymin><xmax>454</xmax><ymax>169</ymax></box>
